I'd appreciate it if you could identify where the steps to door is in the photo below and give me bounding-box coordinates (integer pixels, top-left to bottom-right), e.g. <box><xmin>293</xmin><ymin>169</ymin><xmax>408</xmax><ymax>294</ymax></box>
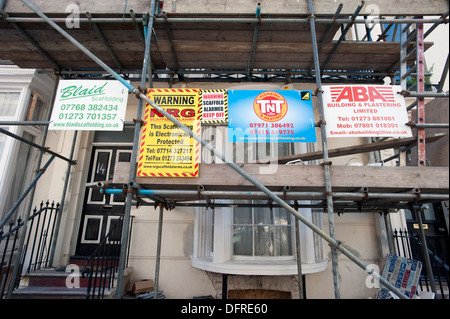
<box><xmin>11</xmin><ymin>257</ymin><xmax>131</xmax><ymax>299</ymax></box>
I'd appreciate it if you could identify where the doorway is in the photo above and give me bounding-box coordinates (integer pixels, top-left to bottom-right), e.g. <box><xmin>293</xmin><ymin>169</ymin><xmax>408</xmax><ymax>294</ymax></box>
<box><xmin>75</xmin><ymin>145</ymin><xmax>132</xmax><ymax>257</ymax></box>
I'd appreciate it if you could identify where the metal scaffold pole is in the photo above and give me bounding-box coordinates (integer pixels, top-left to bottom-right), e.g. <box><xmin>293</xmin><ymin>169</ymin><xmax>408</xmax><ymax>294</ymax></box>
<box><xmin>154</xmin><ymin>204</ymin><xmax>164</xmax><ymax>299</ymax></box>
<box><xmin>18</xmin><ymin>0</ymin><xmax>413</xmax><ymax>299</ymax></box>
<box><xmin>115</xmin><ymin>0</ymin><xmax>157</xmax><ymax>299</ymax></box>
<box><xmin>307</xmin><ymin>0</ymin><xmax>341</xmax><ymax>299</ymax></box>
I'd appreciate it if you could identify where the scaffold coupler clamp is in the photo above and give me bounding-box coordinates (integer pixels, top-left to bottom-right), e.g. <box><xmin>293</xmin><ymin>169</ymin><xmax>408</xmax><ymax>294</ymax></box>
<box><xmin>314</xmin><ymin>87</ymin><xmax>324</xmax><ymax>95</ymax></box>
<box><xmin>134</xmin><ymin>86</ymin><xmax>148</xmax><ymax>99</ymax></box>
<box><xmin>398</xmin><ymin>90</ymin><xmax>410</xmax><ymax>97</ymax></box>
<box><xmin>320</xmin><ymin>161</ymin><xmax>332</xmax><ymax>167</ymax></box>
<box><xmin>315</xmin><ymin>120</ymin><xmax>326</xmax><ymax>127</ymax></box>
<box><xmin>405</xmin><ymin>120</ymin><xmax>417</xmax><ymax>128</ymax></box>
<box><xmin>329</xmin><ymin>240</ymin><xmax>342</xmax><ymax>249</ymax></box>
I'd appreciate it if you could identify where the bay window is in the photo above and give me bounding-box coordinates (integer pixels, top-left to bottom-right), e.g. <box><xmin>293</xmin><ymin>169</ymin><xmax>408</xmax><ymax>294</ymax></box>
<box><xmin>191</xmin><ymin>126</ymin><xmax>328</xmax><ymax>275</ymax></box>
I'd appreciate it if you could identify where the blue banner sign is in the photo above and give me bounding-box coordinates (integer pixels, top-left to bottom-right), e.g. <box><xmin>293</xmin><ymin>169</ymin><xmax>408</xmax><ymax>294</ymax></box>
<box><xmin>228</xmin><ymin>90</ymin><xmax>316</xmax><ymax>143</ymax></box>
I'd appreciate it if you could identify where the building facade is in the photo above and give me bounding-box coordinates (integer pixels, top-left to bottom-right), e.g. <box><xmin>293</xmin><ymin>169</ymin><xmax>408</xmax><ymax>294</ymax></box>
<box><xmin>1</xmin><ymin>0</ymin><xmax>448</xmax><ymax>299</ymax></box>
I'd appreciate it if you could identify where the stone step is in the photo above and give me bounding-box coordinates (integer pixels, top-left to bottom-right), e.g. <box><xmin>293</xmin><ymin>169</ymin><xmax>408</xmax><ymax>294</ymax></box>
<box><xmin>13</xmin><ymin>267</ymin><xmax>132</xmax><ymax>299</ymax></box>
<box><xmin>12</xmin><ymin>286</ymin><xmax>115</xmax><ymax>299</ymax></box>
<box><xmin>25</xmin><ymin>268</ymin><xmax>100</xmax><ymax>288</ymax></box>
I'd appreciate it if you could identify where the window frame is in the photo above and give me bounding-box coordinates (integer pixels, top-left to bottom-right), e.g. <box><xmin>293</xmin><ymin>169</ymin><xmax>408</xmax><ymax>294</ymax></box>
<box><xmin>232</xmin><ymin>200</ymin><xmax>296</xmax><ymax>260</ymax></box>
<box><xmin>0</xmin><ymin>87</ymin><xmax>42</xmax><ymax>220</ymax></box>
<box><xmin>191</xmin><ymin>125</ymin><xmax>328</xmax><ymax>275</ymax></box>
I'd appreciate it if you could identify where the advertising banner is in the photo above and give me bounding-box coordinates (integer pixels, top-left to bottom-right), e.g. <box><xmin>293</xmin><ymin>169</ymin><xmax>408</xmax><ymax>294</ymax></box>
<box><xmin>49</xmin><ymin>80</ymin><xmax>128</xmax><ymax>131</ymax></box>
<box><xmin>227</xmin><ymin>90</ymin><xmax>316</xmax><ymax>143</ymax></box>
<box><xmin>322</xmin><ymin>85</ymin><xmax>412</xmax><ymax>137</ymax></box>
<box><xmin>137</xmin><ymin>89</ymin><xmax>201</xmax><ymax>177</ymax></box>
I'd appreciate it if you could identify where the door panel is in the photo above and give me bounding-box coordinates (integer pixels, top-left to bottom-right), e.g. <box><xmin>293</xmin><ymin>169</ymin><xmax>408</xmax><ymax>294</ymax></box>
<box><xmin>75</xmin><ymin>146</ymin><xmax>132</xmax><ymax>257</ymax></box>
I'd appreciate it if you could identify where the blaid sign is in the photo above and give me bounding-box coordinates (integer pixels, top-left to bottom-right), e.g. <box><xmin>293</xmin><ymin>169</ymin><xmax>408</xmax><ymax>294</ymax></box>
<box><xmin>49</xmin><ymin>80</ymin><xmax>128</xmax><ymax>131</ymax></box>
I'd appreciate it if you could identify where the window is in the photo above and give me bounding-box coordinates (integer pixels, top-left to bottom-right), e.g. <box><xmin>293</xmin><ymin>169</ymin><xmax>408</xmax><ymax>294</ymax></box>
<box><xmin>191</xmin><ymin>121</ymin><xmax>328</xmax><ymax>275</ymax></box>
<box><xmin>233</xmin><ymin>201</ymin><xmax>293</xmax><ymax>257</ymax></box>
<box><xmin>0</xmin><ymin>92</ymin><xmax>20</xmax><ymax>117</ymax></box>
<box><xmin>0</xmin><ymin>127</ymin><xmax>40</xmax><ymax>221</ymax></box>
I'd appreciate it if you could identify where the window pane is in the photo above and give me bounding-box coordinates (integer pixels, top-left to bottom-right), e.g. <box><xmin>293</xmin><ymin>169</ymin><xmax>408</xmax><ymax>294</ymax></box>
<box><xmin>234</xmin><ymin>201</ymin><xmax>252</xmax><ymax>224</ymax></box>
<box><xmin>422</xmin><ymin>204</ymin><xmax>436</xmax><ymax>221</ymax></box>
<box><xmin>0</xmin><ymin>130</ymin><xmax>7</xmax><ymax>162</ymax></box>
<box><xmin>273</xmin><ymin>208</ymin><xmax>291</xmax><ymax>225</ymax></box>
<box><xmin>233</xmin><ymin>226</ymin><xmax>252</xmax><ymax>256</ymax></box>
<box><xmin>118</xmin><ymin>152</ymin><xmax>131</xmax><ymax>162</ymax></box>
<box><xmin>233</xmin><ymin>201</ymin><xmax>293</xmax><ymax>257</ymax></box>
<box><xmin>3</xmin><ymin>132</ymin><xmax>35</xmax><ymax>215</ymax></box>
<box><xmin>254</xmin><ymin>206</ymin><xmax>273</xmax><ymax>225</ymax></box>
<box><xmin>0</xmin><ymin>92</ymin><xmax>20</xmax><ymax>117</ymax></box>
<box><xmin>273</xmin><ymin>226</ymin><xmax>292</xmax><ymax>256</ymax></box>
<box><xmin>255</xmin><ymin>226</ymin><xmax>273</xmax><ymax>256</ymax></box>
<box><xmin>404</xmin><ymin>209</ymin><xmax>414</xmax><ymax>221</ymax></box>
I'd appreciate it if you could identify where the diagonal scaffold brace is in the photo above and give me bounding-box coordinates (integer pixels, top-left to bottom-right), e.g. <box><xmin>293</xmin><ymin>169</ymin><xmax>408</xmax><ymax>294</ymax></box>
<box><xmin>18</xmin><ymin>0</ymin><xmax>409</xmax><ymax>299</ymax></box>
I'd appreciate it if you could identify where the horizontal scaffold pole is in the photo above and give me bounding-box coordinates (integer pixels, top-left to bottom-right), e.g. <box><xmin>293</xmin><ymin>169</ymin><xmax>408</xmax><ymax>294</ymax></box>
<box><xmin>19</xmin><ymin>0</ymin><xmax>412</xmax><ymax>299</ymax></box>
<box><xmin>100</xmin><ymin>188</ymin><xmax>449</xmax><ymax>202</ymax></box>
<box><xmin>4</xmin><ymin>17</ymin><xmax>448</xmax><ymax>25</ymax></box>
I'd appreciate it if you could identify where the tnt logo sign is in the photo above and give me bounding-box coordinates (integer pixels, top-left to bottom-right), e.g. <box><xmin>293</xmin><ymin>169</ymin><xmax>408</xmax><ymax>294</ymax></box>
<box><xmin>330</xmin><ymin>86</ymin><xmax>395</xmax><ymax>103</ymax></box>
<box><xmin>253</xmin><ymin>91</ymin><xmax>288</xmax><ymax>122</ymax></box>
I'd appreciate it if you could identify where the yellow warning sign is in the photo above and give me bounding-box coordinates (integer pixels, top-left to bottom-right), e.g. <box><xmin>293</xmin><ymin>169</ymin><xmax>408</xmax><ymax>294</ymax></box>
<box><xmin>138</xmin><ymin>89</ymin><xmax>201</xmax><ymax>177</ymax></box>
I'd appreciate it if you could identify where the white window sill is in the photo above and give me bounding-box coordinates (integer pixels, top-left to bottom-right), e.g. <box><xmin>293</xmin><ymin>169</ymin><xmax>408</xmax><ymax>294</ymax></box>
<box><xmin>191</xmin><ymin>257</ymin><xmax>328</xmax><ymax>276</ymax></box>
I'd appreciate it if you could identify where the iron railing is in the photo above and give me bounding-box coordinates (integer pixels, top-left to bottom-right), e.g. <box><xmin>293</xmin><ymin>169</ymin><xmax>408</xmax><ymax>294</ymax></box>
<box><xmin>393</xmin><ymin>228</ymin><xmax>449</xmax><ymax>299</ymax></box>
<box><xmin>82</xmin><ymin>215</ymin><xmax>133</xmax><ymax>299</ymax></box>
<box><xmin>0</xmin><ymin>200</ymin><xmax>60</xmax><ymax>298</ymax></box>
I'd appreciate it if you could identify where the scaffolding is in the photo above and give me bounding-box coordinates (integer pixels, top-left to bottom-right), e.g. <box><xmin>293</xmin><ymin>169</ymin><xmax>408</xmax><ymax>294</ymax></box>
<box><xmin>0</xmin><ymin>0</ymin><xmax>449</xmax><ymax>299</ymax></box>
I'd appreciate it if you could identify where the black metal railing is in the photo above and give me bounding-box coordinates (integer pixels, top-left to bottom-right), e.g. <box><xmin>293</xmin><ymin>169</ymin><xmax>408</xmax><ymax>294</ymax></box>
<box><xmin>0</xmin><ymin>200</ymin><xmax>60</xmax><ymax>299</ymax></box>
<box><xmin>393</xmin><ymin>228</ymin><xmax>449</xmax><ymax>299</ymax></box>
<box><xmin>81</xmin><ymin>215</ymin><xmax>133</xmax><ymax>299</ymax></box>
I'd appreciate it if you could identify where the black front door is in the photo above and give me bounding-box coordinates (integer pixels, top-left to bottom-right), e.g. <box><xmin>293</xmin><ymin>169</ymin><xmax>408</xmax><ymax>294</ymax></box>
<box><xmin>75</xmin><ymin>145</ymin><xmax>132</xmax><ymax>257</ymax></box>
<box><xmin>405</xmin><ymin>202</ymin><xmax>449</xmax><ymax>279</ymax></box>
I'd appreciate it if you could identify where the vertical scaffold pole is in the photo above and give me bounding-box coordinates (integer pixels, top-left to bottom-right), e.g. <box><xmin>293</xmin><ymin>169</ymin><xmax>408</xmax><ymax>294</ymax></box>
<box><xmin>416</xmin><ymin>20</ymin><xmax>426</xmax><ymax>167</ymax></box>
<box><xmin>18</xmin><ymin>0</ymin><xmax>410</xmax><ymax>299</ymax></box>
<box><xmin>307</xmin><ymin>0</ymin><xmax>341</xmax><ymax>299</ymax></box>
<box><xmin>295</xmin><ymin>214</ymin><xmax>304</xmax><ymax>299</ymax></box>
<box><xmin>154</xmin><ymin>204</ymin><xmax>164</xmax><ymax>299</ymax></box>
<box><xmin>115</xmin><ymin>0</ymin><xmax>157</xmax><ymax>299</ymax></box>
